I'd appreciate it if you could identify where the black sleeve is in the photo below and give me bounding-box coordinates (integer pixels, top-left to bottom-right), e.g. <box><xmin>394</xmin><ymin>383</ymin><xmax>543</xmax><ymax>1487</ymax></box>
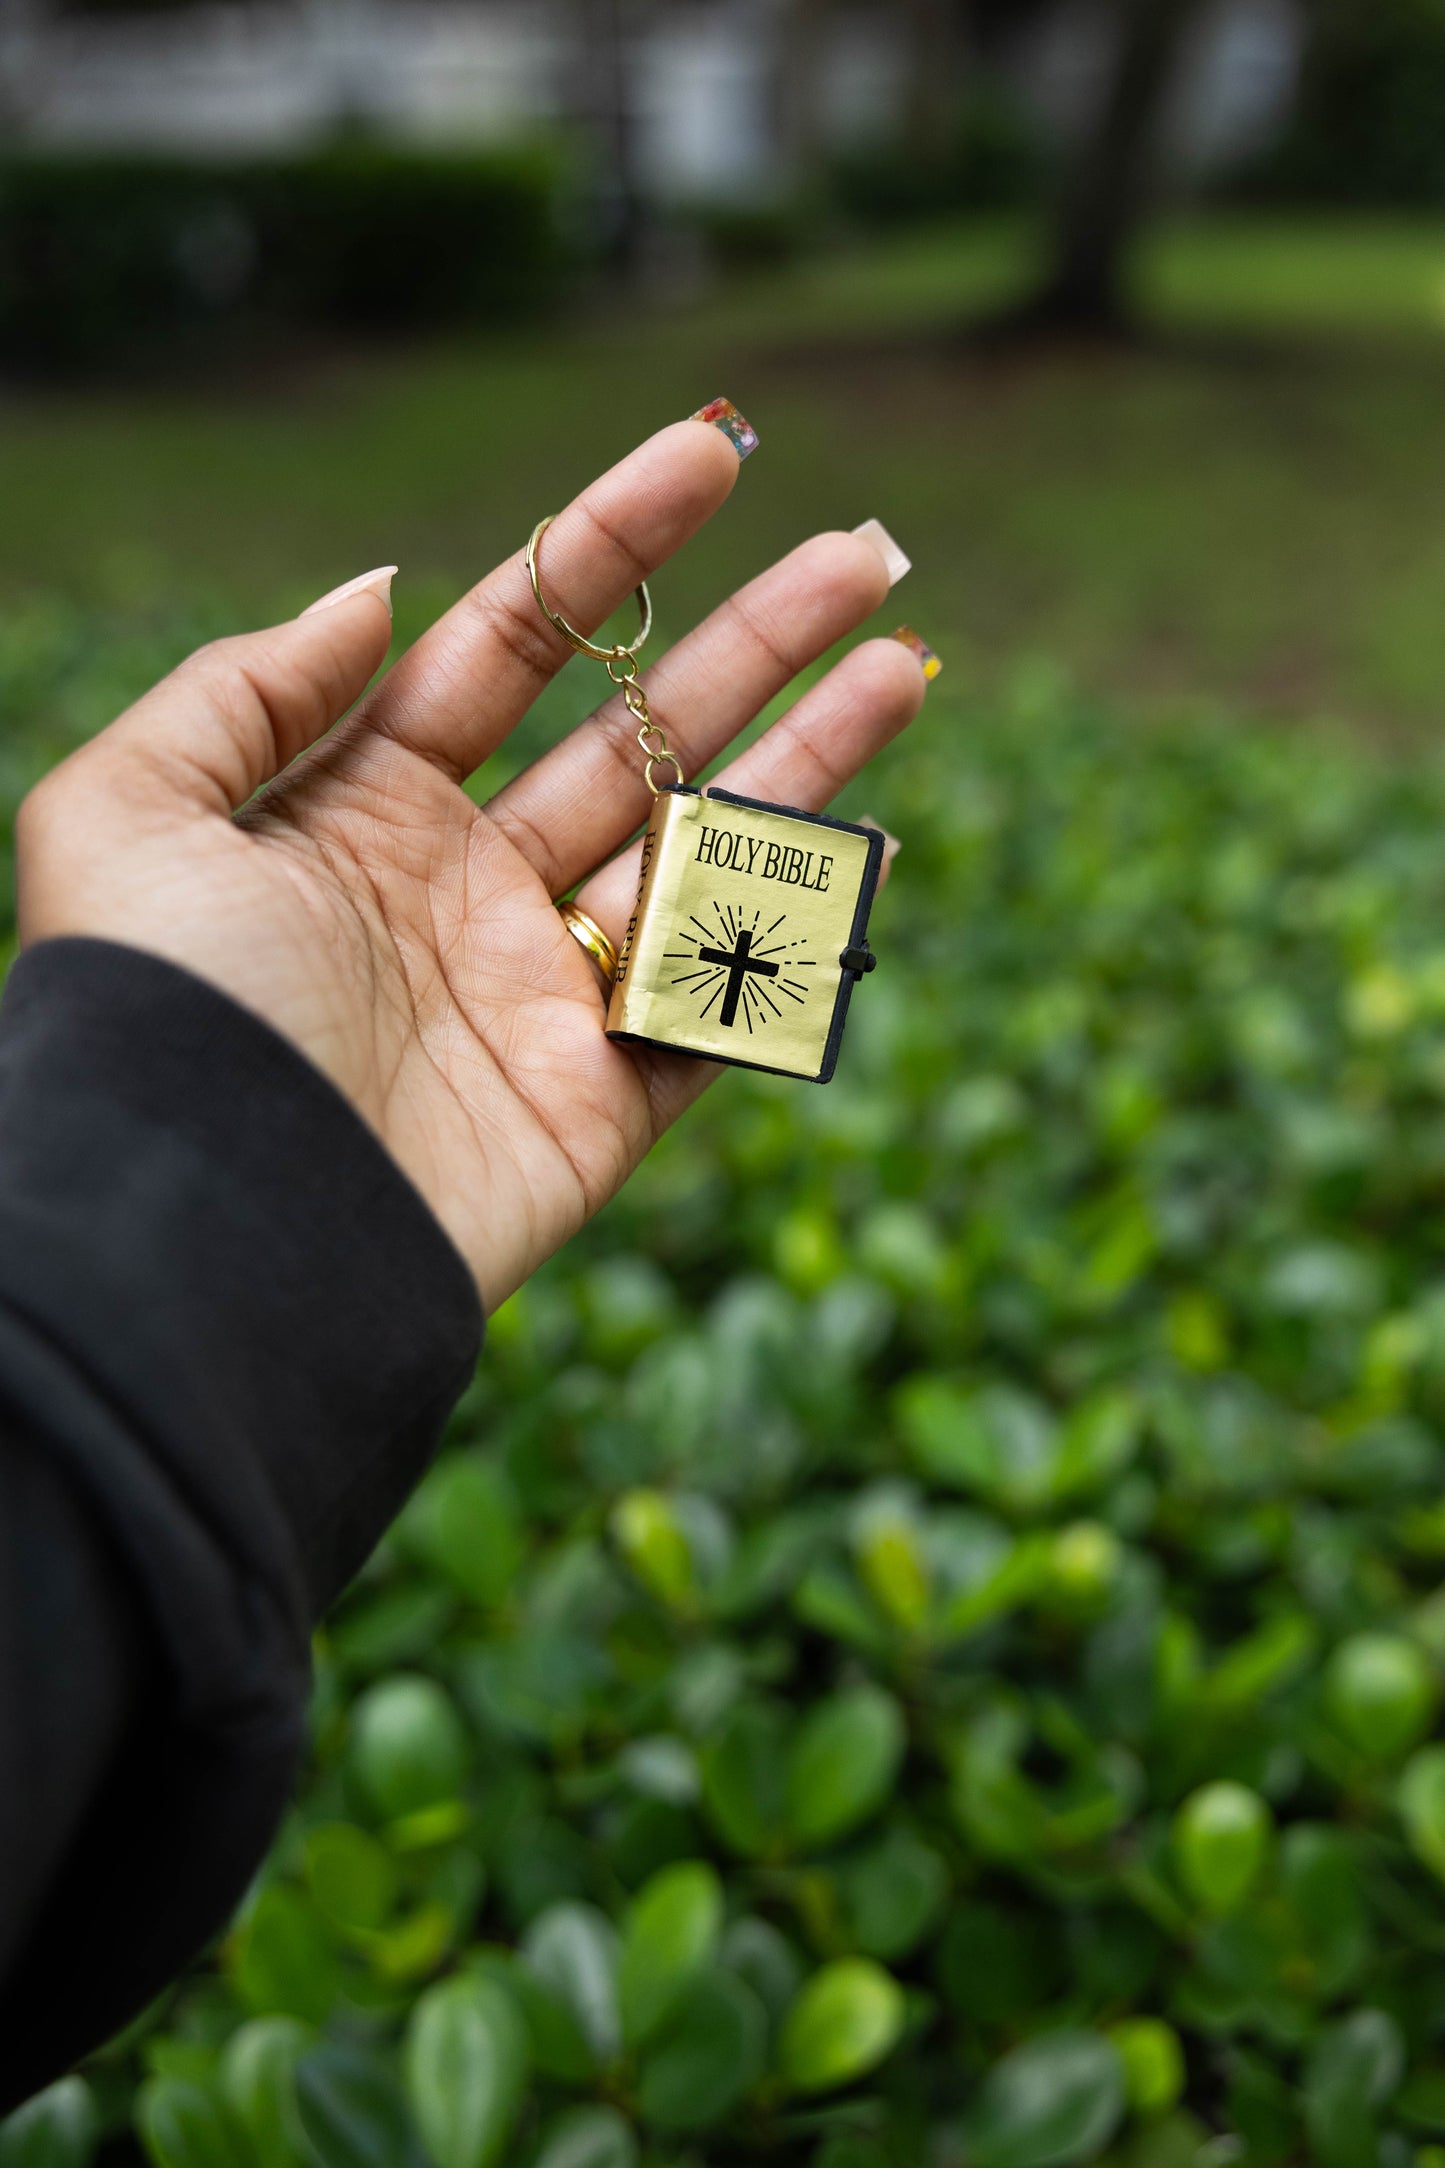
<box><xmin>0</xmin><ymin>938</ymin><xmax>483</xmax><ymax>2108</ymax></box>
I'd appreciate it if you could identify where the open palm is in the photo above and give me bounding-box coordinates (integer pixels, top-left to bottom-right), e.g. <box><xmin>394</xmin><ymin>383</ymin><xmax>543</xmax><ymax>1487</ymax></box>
<box><xmin>17</xmin><ymin>419</ymin><xmax>924</xmax><ymax>1310</ymax></box>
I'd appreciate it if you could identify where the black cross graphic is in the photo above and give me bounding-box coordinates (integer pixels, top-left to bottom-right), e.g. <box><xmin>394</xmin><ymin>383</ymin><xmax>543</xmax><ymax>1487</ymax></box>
<box><xmin>697</xmin><ymin>927</ymin><xmax>780</xmax><ymax>1027</ymax></box>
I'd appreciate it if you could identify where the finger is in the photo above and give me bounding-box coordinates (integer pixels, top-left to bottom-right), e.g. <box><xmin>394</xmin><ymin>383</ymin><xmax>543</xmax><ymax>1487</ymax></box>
<box><xmin>484</xmin><ymin>529</ymin><xmax>893</xmax><ymax>899</ymax></box>
<box><xmin>78</xmin><ymin>570</ymin><xmax>397</xmax><ymax>814</ymax></box>
<box><xmin>350</xmin><ymin>413</ymin><xmax>746</xmax><ymax>780</ymax></box>
<box><xmin>575</xmin><ymin>631</ymin><xmax>926</xmax><ymax>947</ymax></box>
<box><xmin>859</xmin><ymin>818</ymin><xmax>904</xmax><ymax>897</ymax></box>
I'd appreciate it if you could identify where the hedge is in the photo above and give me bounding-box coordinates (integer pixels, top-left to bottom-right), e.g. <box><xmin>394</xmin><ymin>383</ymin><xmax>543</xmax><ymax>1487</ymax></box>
<box><xmin>829</xmin><ymin>84</ymin><xmax>1048</xmax><ymax>226</ymax></box>
<box><xmin>6</xmin><ymin>615</ymin><xmax>1445</xmax><ymax>2165</ymax></box>
<box><xmin>1246</xmin><ymin>0</ymin><xmax>1445</xmax><ymax>209</ymax></box>
<box><xmin>0</xmin><ymin>143</ymin><xmax>573</xmax><ymax>373</ymax></box>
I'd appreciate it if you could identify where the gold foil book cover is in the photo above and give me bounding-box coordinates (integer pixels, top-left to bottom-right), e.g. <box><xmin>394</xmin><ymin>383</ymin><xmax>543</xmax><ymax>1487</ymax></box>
<box><xmin>607</xmin><ymin>788</ymin><xmax>884</xmax><ymax>1083</ymax></box>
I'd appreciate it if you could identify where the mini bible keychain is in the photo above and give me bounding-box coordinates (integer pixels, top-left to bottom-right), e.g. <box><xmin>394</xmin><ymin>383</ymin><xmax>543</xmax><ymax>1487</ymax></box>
<box><xmin>529</xmin><ymin>516</ymin><xmax>884</xmax><ymax>1085</ymax></box>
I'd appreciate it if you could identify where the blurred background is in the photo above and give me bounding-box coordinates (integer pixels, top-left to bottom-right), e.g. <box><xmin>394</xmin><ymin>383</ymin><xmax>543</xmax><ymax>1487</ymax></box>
<box><xmin>18</xmin><ymin>8</ymin><xmax>1445</xmax><ymax>2168</ymax></box>
<box><xmin>8</xmin><ymin>0</ymin><xmax>1445</xmax><ymax>726</ymax></box>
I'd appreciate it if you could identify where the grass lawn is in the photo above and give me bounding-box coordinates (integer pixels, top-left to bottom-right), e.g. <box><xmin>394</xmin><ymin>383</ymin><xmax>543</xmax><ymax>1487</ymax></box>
<box><xmin>5</xmin><ymin>213</ymin><xmax>1445</xmax><ymax>748</ymax></box>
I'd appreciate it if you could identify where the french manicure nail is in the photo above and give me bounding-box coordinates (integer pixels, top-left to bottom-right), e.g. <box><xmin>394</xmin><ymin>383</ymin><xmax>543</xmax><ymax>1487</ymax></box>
<box><xmin>691</xmin><ymin>396</ymin><xmax>760</xmax><ymax>459</ymax></box>
<box><xmin>893</xmin><ymin>626</ymin><xmax>942</xmax><ymax>681</ymax></box>
<box><xmin>861</xmin><ymin>815</ymin><xmax>902</xmax><ymax>864</ymax></box>
<box><xmin>853</xmin><ymin>519</ymin><xmax>912</xmax><ymax>588</ymax></box>
<box><xmin>301</xmin><ymin>565</ymin><xmax>397</xmax><ymax>619</ymax></box>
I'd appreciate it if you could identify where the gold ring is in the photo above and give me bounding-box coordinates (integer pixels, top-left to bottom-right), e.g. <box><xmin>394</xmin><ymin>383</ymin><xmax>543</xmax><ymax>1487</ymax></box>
<box><xmin>527</xmin><ymin>515</ymin><xmax>653</xmax><ymax>664</ymax></box>
<box><xmin>557</xmin><ymin>901</ymin><xmax>619</xmax><ymax>988</ymax></box>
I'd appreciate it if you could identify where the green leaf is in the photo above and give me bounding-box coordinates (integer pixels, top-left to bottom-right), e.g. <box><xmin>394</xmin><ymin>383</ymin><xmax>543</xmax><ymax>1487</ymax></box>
<box><xmin>792</xmin><ymin>1560</ymin><xmax>892</xmax><ymax>1659</ymax></box>
<box><xmin>520</xmin><ymin>1902</ymin><xmax>622</xmax><ymax>2067</ymax></box>
<box><xmin>935</xmin><ymin>1526</ymin><xmax>1046</xmax><ymax>1642</ymax></box>
<box><xmin>895</xmin><ymin>1377</ymin><xmax>996</xmax><ymax>1493</ymax></box>
<box><xmin>617</xmin><ymin>1862</ymin><xmax>723</xmax><ymax>2047</ymax></box>
<box><xmin>1279</xmin><ymin>1824</ymin><xmax>1369</xmax><ymax>1997</ymax></box>
<box><xmin>720</xmin><ymin>1917</ymin><xmax>806</xmax><ymax>2030</ymax></box>
<box><xmin>1206</xmin><ymin>1612</ymin><xmax>1318</xmax><ymax>1713</ymax></box>
<box><xmin>1172</xmin><ymin>1782</ymin><xmax>1272</xmax><ymax>1913</ymax></box>
<box><xmin>612</xmin><ymin>1490</ymin><xmax>696</xmax><ymax>1611</ymax></box>
<box><xmin>219</xmin><ymin>2019</ymin><xmax>312</xmax><ymax>2165</ymax></box>
<box><xmin>779</xmin><ymin>1959</ymin><xmax>906</xmax><ymax>2096</ymax></box>
<box><xmin>304</xmin><ymin>1823</ymin><xmax>398</xmax><ymax>1934</ymax></box>
<box><xmin>1401</xmin><ymin>1746</ymin><xmax>1445</xmax><ymax>1883</ymax></box>
<box><xmin>1226</xmin><ymin>2048</ymin><xmax>1299</xmax><ymax>2163</ymax></box>
<box><xmin>838</xmin><ymin>1826</ymin><xmax>948</xmax><ymax>1960</ymax></box>
<box><xmin>1117</xmin><ymin>2113</ymin><xmax>1212</xmax><ymax>2168</ymax></box>
<box><xmin>1313</xmin><ymin>2012</ymin><xmax>1403</xmax><ymax>2109</ymax></box>
<box><xmin>1052</xmin><ymin>1389</ymin><xmax>1143</xmax><ymax>1504</ymax></box>
<box><xmin>786</xmin><ymin>1686</ymin><xmax>906</xmax><ymax>1851</ymax></box>
<box><xmin>618</xmin><ymin>1734</ymin><xmax>698</xmax><ymax>1805</ymax></box>
<box><xmin>293</xmin><ymin>2046</ymin><xmax>411</xmax><ymax>2168</ymax></box>
<box><xmin>346</xmin><ymin>1674</ymin><xmax>470</xmax><ymax>1821</ymax></box>
<box><xmin>405</xmin><ymin>1975</ymin><xmax>530</xmax><ymax>2168</ymax></box>
<box><xmin>701</xmin><ymin>1699</ymin><xmax>789</xmax><ymax>1859</ymax></box>
<box><xmin>469</xmin><ymin>1949</ymin><xmax>593</xmax><ymax>2084</ymax></box>
<box><xmin>637</xmin><ymin>1969</ymin><xmax>768</xmax><ymax>2133</ymax></box>
<box><xmin>330</xmin><ymin>1584</ymin><xmax>455</xmax><ymax>1673</ymax></box>
<box><xmin>812</xmin><ymin>2142</ymin><xmax>891</xmax><ymax>2168</ymax></box>
<box><xmin>852</xmin><ymin>1489</ymin><xmax>932</xmax><ymax>1633</ymax></box>
<box><xmin>1107</xmin><ymin>2019</ymin><xmax>1185</xmax><ymax>2118</ymax></box>
<box><xmin>135</xmin><ymin>2080</ymin><xmax>251</xmax><ymax>2168</ymax></box>
<box><xmin>530</xmin><ymin>2107</ymin><xmax>639</xmax><ymax>2168</ymax></box>
<box><xmin>897</xmin><ymin>1380</ymin><xmax>1059</xmax><ymax>1514</ymax></box>
<box><xmin>965</xmin><ymin>2031</ymin><xmax>1125</xmax><ymax>2168</ymax></box>
<box><xmin>1398</xmin><ymin>2068</ymin><xmax>1445</xmax><ymax>2135</ymax></box>
<box><xmin>1042</xmin><ymin>1522</ymin><xmax>1123</xmax><ymax>1611</ymax></box>
<box><xmin>410</xmin><ymin>1454</ymin><xmax>524</xmax><ymax>1609</ymax></box>
<box><xmin>1325</xmin><ymin>1633</ymin><xmax>1437</xmax><ymax>1760</ymax></box>
<box><xmin>0</xmin><ymin>2080</ymin><xmax>98</xmax><ymax>2168</ymax></box>
<box><xmin>711</xmin><ymin>1508</ymin><xmax>828</xmax><ymax>1622</ymax></box>
<box><xmin>1304</xmin><ymin>2010</ymin><xmax>1404</xmax><ymax>2168</ymax></box>
<box><xmin>228</xmin><ymin>1887</ymin><xmax>344</xmax><ymax>2025</ymax></box>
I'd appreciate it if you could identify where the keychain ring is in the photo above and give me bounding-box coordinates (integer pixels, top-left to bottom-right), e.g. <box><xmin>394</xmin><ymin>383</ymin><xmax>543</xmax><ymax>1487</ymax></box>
<box><xmin>527</xmin><ymin>515</ymin><xmax>653</xmax><ymax>663</ymax></box>
<box><xmin>645</xmin><ymin>752</ymin><xmax>686</xmax><ymax>794</ymax></box>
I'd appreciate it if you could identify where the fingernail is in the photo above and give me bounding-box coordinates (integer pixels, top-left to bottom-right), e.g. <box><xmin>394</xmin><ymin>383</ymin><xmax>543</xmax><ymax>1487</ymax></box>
<box><xmin>691</xmin><ymin>396</ymin><xmax>760</xmax><ymax>459</ymax></box>
<box><xmin>302</xmin><ymin>565</ymin><xmax>397</xmax><ymax>619</ymax></box>
<box><xmin>853</xmin><ymin>519</ymin><xmax>911</xmax><ymax>588</ymax></box>
<box><xmin>893</xmin><ymin>626</ymin><xmax>941</xmax><ymax>681</ymax></box>
<box><xmin>861</xmin><ymin>815</ymin><xmax>902</xmax><ymax>864</ymax></box>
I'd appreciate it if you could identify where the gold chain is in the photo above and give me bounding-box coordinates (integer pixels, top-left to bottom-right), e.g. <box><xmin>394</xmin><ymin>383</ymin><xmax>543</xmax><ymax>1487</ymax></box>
<box><xmin>605</xmin><ymin>651</ymin><xmax>686</xmax><ymax>797</ymax></box>
<box><xmin>527</xmin><ymin>514</ymin><xmax>684</xmax><ymax>797</ymax></box>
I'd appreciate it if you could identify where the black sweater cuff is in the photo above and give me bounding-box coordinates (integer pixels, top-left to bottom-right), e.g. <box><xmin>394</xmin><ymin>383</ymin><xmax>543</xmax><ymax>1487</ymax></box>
<box><xmin>0</xmin><ymin>938</ymin><xmax>482</xmax><ymax>2098</ymax></box>
<box><xmin>0</xmin><ymin>937</ymin><xmax>482</xmax><ymax>1619</ymax></box>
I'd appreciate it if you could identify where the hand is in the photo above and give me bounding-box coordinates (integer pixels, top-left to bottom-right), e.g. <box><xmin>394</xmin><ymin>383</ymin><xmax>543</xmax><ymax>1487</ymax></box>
<box><xmin>17</xmin><ymin>419</ymin><xmax>926</xmax><ymax>1311</ymax></box>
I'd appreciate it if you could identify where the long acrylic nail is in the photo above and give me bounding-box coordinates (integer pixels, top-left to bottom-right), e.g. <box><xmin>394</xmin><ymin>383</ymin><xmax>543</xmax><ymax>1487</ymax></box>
<box><xmin>301</xmin><ymin>565</ymin><xmax>397</xmax><ymax>619</ymax></box>
<box><xmin>861</xmin><ymin>815</ymin><xmax>902</xmax><ymax>865</ymax></box>
<box><xmin>692</xmin><ymin>396</ymin><xmax>760</xmax><ymax>459</ymax></box>
<box><xmin>893</xmin><ymin>626</ymin><xmax>941</xmax><ymax>681</ymax></box>
<box><xmin>853</xmin><ymin>519</ymin><xmax>911</xmax><ymax>588</ymax></box>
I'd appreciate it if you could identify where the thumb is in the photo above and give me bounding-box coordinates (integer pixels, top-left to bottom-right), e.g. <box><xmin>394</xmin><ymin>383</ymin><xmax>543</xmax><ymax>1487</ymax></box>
<box><xmin>89</xmin><ymin>566</ymin><xmax>397</xmax><ymax>814</ymax></box>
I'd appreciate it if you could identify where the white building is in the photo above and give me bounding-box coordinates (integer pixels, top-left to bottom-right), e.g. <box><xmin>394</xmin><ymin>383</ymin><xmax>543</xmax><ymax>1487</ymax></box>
<box><xmin>0</xmin><ymin>0</ymin><xmax>1304</xmax><ymax>203</ymax></box>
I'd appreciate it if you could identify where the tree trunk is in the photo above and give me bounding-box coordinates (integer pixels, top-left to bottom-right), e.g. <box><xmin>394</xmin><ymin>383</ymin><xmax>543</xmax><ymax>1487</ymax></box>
<box><xmin>1026</xmin><ymin>0</ymin><xmax>1207</xmax><ymax>334</ymax></box>
<box><xmin>573</xmin><ymin>0</ymin><xmax>648</xmax><ymax>279</ymax></box>
<box><xmin>902</xmin><ymin>0</ymin><xmax>967</xmax><ymax>171</ymax></box>
<box><xmin>773</xmin><ymin>0</ymin><xmax>831</xmax><ymax>192</ymax></box>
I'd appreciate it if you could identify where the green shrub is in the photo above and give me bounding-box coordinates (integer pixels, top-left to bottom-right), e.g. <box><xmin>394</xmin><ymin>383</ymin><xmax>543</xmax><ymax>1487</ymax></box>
<box><xmin>831</xmin><ymin>82</ymin><xmax>1047</xmax><ymax>225</ymax></box>
<box><xmin>688</xmin><ymin>200</ymin><xmax>816</xmax><ymax>272</ymax></box>
<box><xmin>0</xmin><ymin>142</ymin><xmax>573</xmax><ymax>374</ymax></box>
<box><xmin>7</xmin><ymin>618</ymin><xmax>1445</xmax><ymax>2162</ymax></box>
